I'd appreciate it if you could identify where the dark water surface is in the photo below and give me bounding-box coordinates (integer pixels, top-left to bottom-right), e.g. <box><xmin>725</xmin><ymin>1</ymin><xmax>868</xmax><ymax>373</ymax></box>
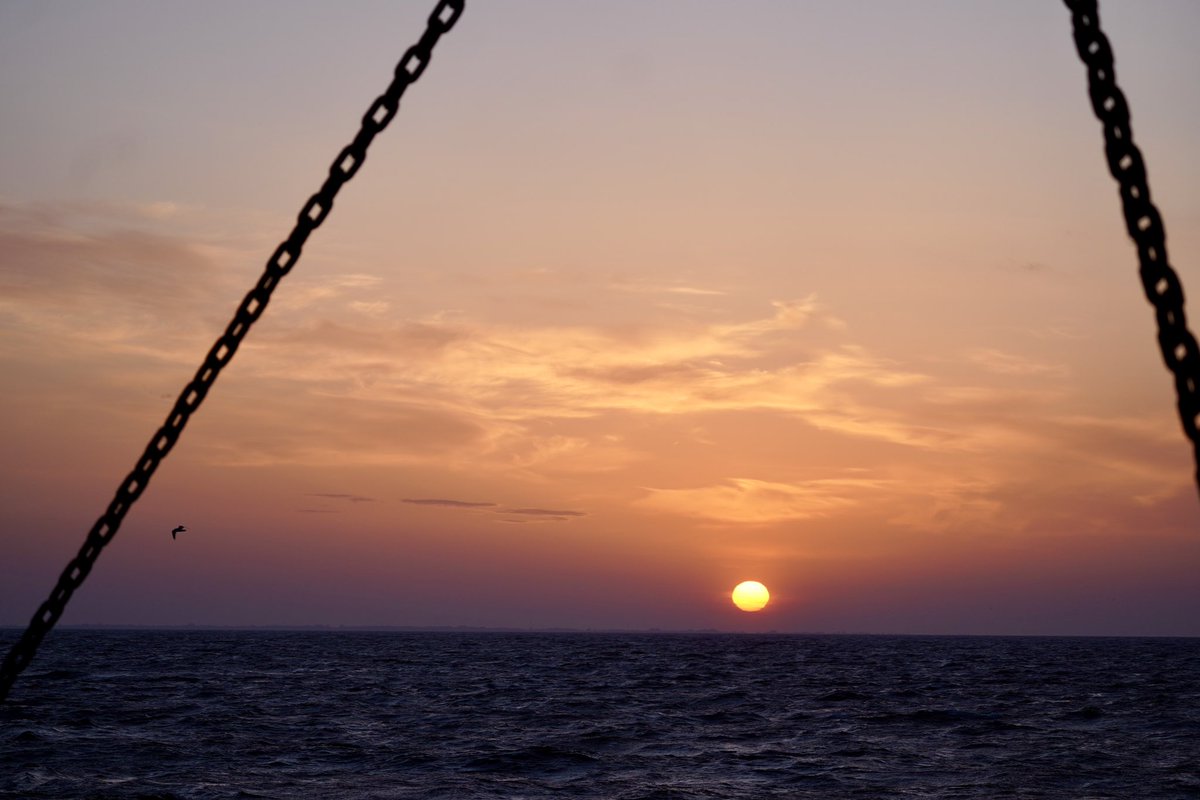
<box><xmin>1</xmin><ymin>630</ymin><xmax>1198</xmax><ymax>798</ymax></box>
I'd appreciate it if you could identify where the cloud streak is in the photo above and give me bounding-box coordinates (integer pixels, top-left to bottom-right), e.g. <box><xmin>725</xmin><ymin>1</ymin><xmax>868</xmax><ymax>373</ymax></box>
<box><xmin>638</xmin><ymin>477</ymin><xmax>885</xmax><ymax>524</ymax></box>
<box><xmin>503</xmin><ymin>508</ymin><xmax>586</xmax><ymax>517</ymax></box>
<box><xmin>310</xmin><ymin>493</ymin><xmax>376</xmax><ymax>503</ymax></box>
<box><xmin>403</xmin><ymin>498</ymin><xmax>497</xmax><ymax>508</ymax></box>
<box><xmin>401</xmin><ymin>499</ymin><xmax>587</xmax><ymax>523</ymax></box>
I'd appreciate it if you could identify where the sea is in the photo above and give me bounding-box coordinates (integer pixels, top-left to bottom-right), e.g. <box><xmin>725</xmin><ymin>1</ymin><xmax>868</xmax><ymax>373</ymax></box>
<box><xmin>1</xmin><ymin>630</ymin><xmax>1198</xmax><ymax>799</ymax></box>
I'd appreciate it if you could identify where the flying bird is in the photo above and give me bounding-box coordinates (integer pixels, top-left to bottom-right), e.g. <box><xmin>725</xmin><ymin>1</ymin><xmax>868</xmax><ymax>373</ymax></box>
<box><xmin>171</xmin><ymin>525</ymin><xmax>187</xmax><ymax>540</ymax></box>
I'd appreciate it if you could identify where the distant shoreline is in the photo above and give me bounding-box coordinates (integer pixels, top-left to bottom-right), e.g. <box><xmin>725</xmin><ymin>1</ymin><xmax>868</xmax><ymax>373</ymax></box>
<box><xmin>0</xmin><ymin>625</ymin><xmax>1196</xmax><ymax>640</ymax></box>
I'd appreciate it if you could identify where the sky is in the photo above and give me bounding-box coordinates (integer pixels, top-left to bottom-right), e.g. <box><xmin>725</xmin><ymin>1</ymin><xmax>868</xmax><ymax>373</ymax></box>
<box><xmin>1</xmin><ymin>0</ymin><xmax>1198</xmax><ymax>636</ymax></box>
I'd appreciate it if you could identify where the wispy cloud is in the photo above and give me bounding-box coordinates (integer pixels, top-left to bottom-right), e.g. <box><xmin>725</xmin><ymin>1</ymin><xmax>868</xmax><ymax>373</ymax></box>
<box><xmin>245</xmin><ymin>294</ymin><xmax>925</xmax><ymax>449</ymax></box>
<box><xmin>609</xmin><ymin>280</ymin><xmax>727</xmax><ymax>297</ymax></box>
<box><xmin>309</xmin><ymin>493</ymin><xmax>375</xmax><ymax>503</ymax></box>
<box><xmin>503</xmin><ymin>508</ymin><xmax>586</xmax><ymax>517</ymax></box>
<box><xmin>296</xmin><ymin>493</ymin><xmax>376</xmax><ymax>515</ymax></box>
<box><xmin>969</xmin><ymin>348</ymin><xmax>1067</xmax><ymax>377</ymax></box>
<box><xmin>638</xmin><ymin>477</ymin><xmax>884</xmax><ymax>524</ymax></box>
<box><xmin>0</xmin><ymin>211</ymin><xmax>217</xmax><ymax>312</ymax></box>
<box><xmin>403</xmin><ymin>498</ymin><xmax>497</xmax><ymax>508</ymax></box>
<box><xmin>401</xmin><ymin>499</ymin><xmax>586</xmax><ymax>523</ymax></box>
<box><xmin>0</xmin><ymin>201</ymin><xmax>258</xmax><ymax>370</ymax></box>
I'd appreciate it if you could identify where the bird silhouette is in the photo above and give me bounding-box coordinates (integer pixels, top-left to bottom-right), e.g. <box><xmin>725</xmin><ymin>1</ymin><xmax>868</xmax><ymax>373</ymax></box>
<box><xmin>171</xmin><ymin>525</ymin><xmax>187</xmax><ymax>540</ymax></box>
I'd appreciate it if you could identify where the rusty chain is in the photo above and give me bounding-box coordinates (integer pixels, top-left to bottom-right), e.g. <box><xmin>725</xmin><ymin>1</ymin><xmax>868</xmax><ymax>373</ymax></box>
<box><xmin>1063</xmin><ymin>0</ymin><xmax>1200</xmax><ymax>493</ymax></box>
<box><xmin>0</xmin><ymin>0</ymin><xmax>465</xmax><ymax>703</ymax></box>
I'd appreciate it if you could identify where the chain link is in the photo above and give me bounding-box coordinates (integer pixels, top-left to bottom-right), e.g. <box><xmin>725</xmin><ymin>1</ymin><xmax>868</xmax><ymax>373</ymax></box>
<box><xmin>1063</xmin><ymin>0</ymin><xmax>1200</xmax><ymax>493</ymax></box>
<box><xmin>0</xmin><ymin>0</ymin><xmax>465</xmax><ymax>703</ymax></box>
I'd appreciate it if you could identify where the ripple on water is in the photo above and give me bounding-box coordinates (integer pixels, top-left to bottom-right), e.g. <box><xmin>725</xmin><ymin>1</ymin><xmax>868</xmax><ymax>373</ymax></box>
<box><xmin>1</xmin><ymin>631</ymin><xmax>1198</xmax><ymax>799</ymax></box>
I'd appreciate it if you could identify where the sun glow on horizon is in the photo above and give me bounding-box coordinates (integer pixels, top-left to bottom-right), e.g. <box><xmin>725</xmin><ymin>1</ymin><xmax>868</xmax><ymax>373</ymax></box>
<box><xmin>731</xmin><ymin>581</ymin><xmax>770</xmax><ymax>612</ymax></box>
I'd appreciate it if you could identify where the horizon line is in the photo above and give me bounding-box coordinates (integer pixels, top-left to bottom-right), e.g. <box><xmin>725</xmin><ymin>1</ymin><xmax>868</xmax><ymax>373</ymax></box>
<box><xmin>1</xmin><ymin>624</ymin><xmax>1195</xmax><ymax>640</ymax></box>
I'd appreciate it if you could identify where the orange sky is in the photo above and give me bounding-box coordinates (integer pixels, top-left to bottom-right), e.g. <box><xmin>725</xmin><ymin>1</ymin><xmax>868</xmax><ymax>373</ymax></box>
<box><xmin>2</xmin><ymin>1</ymin><xmax>1198</xmax><ymax>635</ymax></box>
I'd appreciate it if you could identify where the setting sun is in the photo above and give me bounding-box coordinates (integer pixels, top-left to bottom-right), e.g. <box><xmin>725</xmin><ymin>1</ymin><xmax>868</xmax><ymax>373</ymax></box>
<box><xmin>731</xmin><ymin>581</ymin><xmax>770</xmax><ymax>612</ymax></box>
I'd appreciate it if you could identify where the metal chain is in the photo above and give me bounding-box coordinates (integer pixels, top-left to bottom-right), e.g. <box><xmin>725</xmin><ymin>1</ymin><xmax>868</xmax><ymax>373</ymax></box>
<box><xmin>0</xmin><ymin>0</ymin><xmax>465</xmax><ymax>703</ymax></box>
<box><xmin>1063</xmin><ymin>0</ymin><xmax>1200</xmax><ymax>494</ymax></box>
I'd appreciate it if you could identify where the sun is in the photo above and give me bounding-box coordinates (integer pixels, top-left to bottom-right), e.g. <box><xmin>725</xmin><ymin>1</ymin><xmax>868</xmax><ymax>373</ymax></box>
<box><xmin>731</xmin><ymin>580</ymin><xmax>770</xmax><ymax>612</ymax></box>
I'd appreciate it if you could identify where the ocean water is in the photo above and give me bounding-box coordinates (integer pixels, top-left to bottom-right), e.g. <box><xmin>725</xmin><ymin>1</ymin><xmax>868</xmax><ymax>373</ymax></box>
<box><xmin>1</xmin><ymin>631</ymin><xmax>1198</xmax><ymax>799</ymax></box>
